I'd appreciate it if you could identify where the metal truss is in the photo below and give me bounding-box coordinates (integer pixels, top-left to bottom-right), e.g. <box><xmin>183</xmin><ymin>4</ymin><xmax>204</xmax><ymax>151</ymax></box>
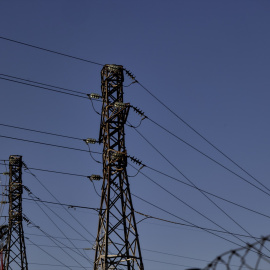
<box><xmin>94</xmin><ymin>65</ymin><xmax>144</xmax><ymax>270</ymax></box>
<box><xmin>4</xmin><ymin>155</ymin><xmax>28</xmax><ymax>270</ymax></box>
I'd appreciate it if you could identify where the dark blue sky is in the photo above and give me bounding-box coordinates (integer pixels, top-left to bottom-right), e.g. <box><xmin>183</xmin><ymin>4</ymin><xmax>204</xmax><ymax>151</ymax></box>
<box><xmin>1</xmin><ymin>1</ymin><xmax>270</xmax><ymax>269</ymax></box>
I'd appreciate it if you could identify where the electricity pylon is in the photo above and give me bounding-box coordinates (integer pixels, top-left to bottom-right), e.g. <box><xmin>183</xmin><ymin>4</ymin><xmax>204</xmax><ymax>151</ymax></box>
<box><xmin>4</xmin><ymin>155</ymin><xmax>28</xmax><ymax>270</ymax></box>
<box><xmin>93</xmin><ymin>65</ymin><xmax>144</xmax><ymax>270</ymax></box>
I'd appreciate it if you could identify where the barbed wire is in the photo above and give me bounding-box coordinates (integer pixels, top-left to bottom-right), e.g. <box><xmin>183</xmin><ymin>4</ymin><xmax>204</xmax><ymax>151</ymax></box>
<box><xmin>203</xmin><ymin>235</ymin><xmax>270</xmax><ymax>270</ymax></box>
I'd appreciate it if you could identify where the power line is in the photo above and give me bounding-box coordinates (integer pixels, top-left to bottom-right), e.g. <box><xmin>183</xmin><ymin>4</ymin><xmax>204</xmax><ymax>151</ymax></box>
<box><xmin>2</xmin><ymin>160</ymin><xmax>269</xmax><ymax>222</ymax></box>
<box><xmin>26</xmin><ymin>238</ymin><xmax>211</xmax><ymax>267</ymax></box>
<box><xmin>0</xmin><ymin>134</ymin><xmax>102</xmax><ymax>154</ymax></box>
<box><xmin>145</xmin><ymin>117</ymin><xmax>270</xmax><ymax>197</ymax></box>
<box><xmin>23</xmin><ymin>197</ymin><xmax>100</xmax><ymax>211</ymax></box>
<box><xmin>1</xmin><ymin>94</ymin><xmax>267</xmax><ymax>198</ymax></box>
<box><xmin>27</xmin><ymin>243</ymin><xmax>207</xmax><ymax>268</ymax></box>
<box><xmin>135</xmin><ymin>209</ymin><xmax>258</xmax><ymax>240</ymax></box>
<box><xmin>0</xmin><ymin>73</ymin><xmax>89</xmax><ymax>96</ymax></box>
<box><xmin>0</xmin><ymin>123</ymin><xmax>84</xmax><ymax>141</ymax></box>
<box><xmin>22</xmin><ymin>189</ymin><xmax>254</xmax><ymax>246</ymax></box>
<box><xmin>130</xmin><ymin>127</ymin><xmax>255</xmax><ymax>245</ymax></box>
<box><xmin>1</xmin><ymin>74</ymin><xmax>264</xmax><ymax>197</ymax></box>
<box><xmin>2</xmin><ymin>111</ymin><xmax>269</xmax><ymax>199</ymax></box>
<box><xmin>142</xmin><ymin>248</ymin><xmax>209</xmax><ymax>263</ymax></box>
<box><xmin>21</xmin><ymin>163</ymin><xmax>249</xmax><ymax>265</ymax></box>
<box><xmin>141</xmin><ymin>164</ymin><xmax>270</xmax><ymax>220</ymax></box>
<box><xmin>29</xmin><ymin>259</ymin><xmax>193</xmax><ymax>269</ymax></box>
<box><xmin>2</xmin><ymin>71</ymin><xmax>267</xmax><ymax>197</ymax></box>
<box><xmin>23</xmin><ymin>163</ymin><xmax>97</xmax><ymax>241</ymax></box>
<box><xmin>25</xmin><ymin>195</ymin><xmax>92</xmax><ymax>267</ymax></box>
<box><xmin>133</xmin><ymin>173</ymin><xmax>251</xmax><ymax>246</ymax></box>
<box><xmin>136</xmin><ymin>81</ymin><xmax>270</xmax><ymax>196</ymax></box>
<box><xmin>1</xmin><ymin>159</ymin><xmax>267</xmax><ymax>221</ymax></box>
<box><xmin>27</xmin><ymin>215</ymin><xmax>91</xmax><ymax>268</ymax></box>
<box><xmin>3</xmin><ymin>74</ymin><xmax>265</xmax><ymax>198</ymax></box>
<box><xmin>2</xmin><ymin>86</ymin><xmax>266</xmax><ymax>199</ymax></box>
<box><xmin>22</xmin><ymin>165</ymin><xmax>88</xmax><ymax>178</ymax></box>
<box><xmin>0</xmin><ymin>36</ymin><xmax>103</xmax><ymax>66</ymax></box>
<box><xmin>143</xmin><ymin>258</ymin><xmax>200</xmax><ymax>268</ymax></box>
<box><xmin>0</xmin><ymin>162</ymin><xmax>89</xmax><ymax>178</ymax></box>
<box><xmin>27</xmin><ymin>243</ymin><xmax>88</xmax><ymax>250</ymax></box>
<box><xmin>28</xmin><ymin>262</ymin><xmax>91</xmax><ymax>269</ymax></box>
<box><xmin>26</xmin><ymin>238</ymin><xmax>73</xmax><ymax>270</ymax></box>
<box><xmin>25</xmin><ymin>232</ymin><xmax>89</xmax><ymax>242</ymax></box>
<box><xmin>23</xmin><ymin>194</ymin><xmax>255</xmax><ymax>239</ymax></box>
<box><xmin>132</xmin><ymin>193</ymin><xmax>244</xmax><ymax>248</ymax></box>
<box><xmin>0</xmin><ymin>76</ymin><xmax>88</xmax><ymax>99</ymax></box>
<box><xmin>1</xmin><ymin>34</ymin><xmax>265</xmax><ymax>195</ymax></box>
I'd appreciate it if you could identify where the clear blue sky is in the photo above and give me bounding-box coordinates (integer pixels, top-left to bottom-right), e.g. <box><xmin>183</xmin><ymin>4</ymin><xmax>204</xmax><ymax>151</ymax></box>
<box><xmin>1</xmin><ymin>1</ymin><xmax>270</xmax><ymax>269</ymax></box>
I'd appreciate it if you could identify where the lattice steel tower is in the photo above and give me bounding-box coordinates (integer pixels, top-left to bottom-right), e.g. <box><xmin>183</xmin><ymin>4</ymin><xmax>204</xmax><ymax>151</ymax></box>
<box><xmin>4</xmin><ymin>155</ymin><xmax>28</xmax><ymax>270</ymax></box>
<box><xmin>93</xmin><ymin>65</ymin><xmax>144</xmax><ymax>270</ymax></box>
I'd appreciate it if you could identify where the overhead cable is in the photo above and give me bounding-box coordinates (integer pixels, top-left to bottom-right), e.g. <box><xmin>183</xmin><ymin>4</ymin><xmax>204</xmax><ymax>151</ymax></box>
<box><xmin>1</xmin><ymin>160</ymin><xmax>268</xmax><ymax>221</ymax></box>
<box><xmin>0</xmin><ymin>134</ymin><xmax>102</xmax><ymax>154</ymax></box>
<box><xmin>130</xmin><ymin>127</ymin><xmax>257</xmax><ymax>244</ymax></box>
<box><xmin>0</xmin><ymin>76</ymin><xmax>87</xmax><ymax>99</ymax></box>
<box><xmin>1</xmin><ymin>35</ymin><xmax>265</xmax><ymax>195</ymax></box>
<box><xmin>135</xmin><ymin>210</ymin><xmax>258</xmax><ymax>240</ymax></box>
<box><xmin>132</xmin><ymin>193</ymin><xmax>243</xmax><ymax>248</ymax></box>
<box><xmin>26</xmin><ymin>238</ymin><xmax>73</xmax><ymax>270</ymax></box>
<box><xmin>1</xmin><ymin>114</ymin><xmax>268</xmax><ymax>197</ymax></box>
<box><xmin>24</xmin><ymin>193</ymin><xmax>92</xmax><ymax>266</ymax></box>
<box><xmin>141</xmin><ymin>163</ymin><xmax>270</xmax><ymax>220</ymax></box>
<box><xmin>1</xmin><ymin>70</ymin><xmax>266</xmax><ymax>196</ymax></box>
<box><xmin>23</xmin><ymin>163</ymin><xmax>97</xmax><ymax>241</ymax></box>
<box><xmin>135</xmin><ymin>80</ymin><xmax>269</xmax><ymax>195</ymax></box>
<box><xmin>0</xmin><ymin>36</ymin><xmax>103</xmax><ymax>66</ymax></box>
<box><xmin>0</xmin><ymin>123</ymin><xmax>83</xmax><ymax>141</ymax></box>
<box><xmin>0</xmin><ymin>73</ymin><xmax>88</xmax><ymax>96</ymax></box>
<box><xmin>145</xmin><ymin>117</ymin><xmax>270</xmax><ymax>196</ymax></box>
<box><xmin>23</xmin><ymin>197</ymin><xmax>100</xmax><ymax>211</ymax></box>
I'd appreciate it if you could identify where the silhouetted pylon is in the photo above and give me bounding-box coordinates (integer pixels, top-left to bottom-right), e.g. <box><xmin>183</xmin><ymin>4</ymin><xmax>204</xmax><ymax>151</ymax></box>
<box><xmin>4</xmin><ymin>155</ymin><xmax>28</xmax><ymax>270</ymax></box>
<box><xmin>93</xmin><ymin>65</ymin><xmax>144</xmax><ymax>270</ymax></box>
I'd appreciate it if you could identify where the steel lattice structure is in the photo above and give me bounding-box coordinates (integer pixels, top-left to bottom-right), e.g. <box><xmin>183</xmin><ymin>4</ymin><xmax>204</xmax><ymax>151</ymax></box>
<box><xmin>93</xmin><ymin>64</ymin><xmax>144</xmax><ymax>270</ymax></box>
<box><xmin>4</xmin><ymin>155</ymin><xmax>28</xmax><ymax>270</ymax></box>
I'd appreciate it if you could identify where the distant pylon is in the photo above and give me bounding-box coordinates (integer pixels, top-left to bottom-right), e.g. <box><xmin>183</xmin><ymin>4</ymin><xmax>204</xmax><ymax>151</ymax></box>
<box><xmin>93</xmin><ymin>65</ymin><xmax>144</xmax><ymax>270</ymax></box>
<box><xmin>4</xmin><ymin>155</ymin><xmax>28</xmax><ymax>270</ymax></box>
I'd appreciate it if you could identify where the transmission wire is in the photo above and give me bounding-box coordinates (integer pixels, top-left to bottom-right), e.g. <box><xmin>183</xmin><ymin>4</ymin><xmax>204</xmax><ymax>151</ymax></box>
<box><xmin>132</xmin><ymin>193</ymin><xmax>243</xmax><ymax>248</ymax></box>
<box><xmin>0</xmin><ymin>36</ymin><xmax>103</xmax><ymax>66</ymax></box>
<box><xmin>1</xmin><ymin>160</ymin><xmax>269</xmax><ymax>221</ymax></box>
<box><xmin>136</xmin><ymin>81</ymin><xmax>270</xmax><ymax>196</ymax></box>
<box><xmin>146</xmin><ymin>117</ymin><xmax>270</xmax><ymax>196</ymax></box>
<box><xmin>0</xmin><ymin>76</ymin><xmax>87</xmax><ymax>99</ymax></box>
<box><xmin>130</xmin><ymin>126</ymin><xmax>257</xmax><ymax>245</ymax></box>
<box><xmin>24</xmin><ymin>190</ymin><xmax>93</xmax><ymax>265</ymax></box>
<box><xmin>1</xmin><ymin>34</ymin><xmax>266</xmax><ymax>195</ymax></box>
<box><xmin>26</xmin><ymin>238</ymin><xmax>73</xmax><ymax>270</ymax></box>
<box><xmin>23</xmin><ymin>163</ymin><xmax>97</xmax><ymax>241</ymax></box>
<box><xmin>0</xmin><ymin>134</ymin><xmax>102</xmax><ymax>154</ymax></box>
